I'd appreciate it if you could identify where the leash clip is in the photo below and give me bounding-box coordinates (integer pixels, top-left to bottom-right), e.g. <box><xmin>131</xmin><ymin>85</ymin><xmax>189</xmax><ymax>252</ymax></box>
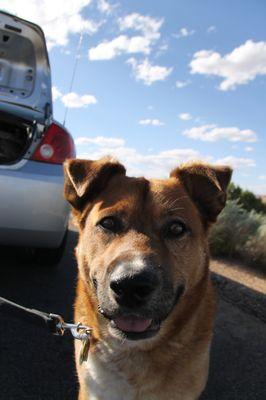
<box><xmin>49</xmin><ymin>313</ymin><xmax>91</xmax><ymax>340</ymax></box>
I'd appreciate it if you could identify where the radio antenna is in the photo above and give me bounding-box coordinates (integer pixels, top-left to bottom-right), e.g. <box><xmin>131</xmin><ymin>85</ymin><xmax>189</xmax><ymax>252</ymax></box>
<box><xmin>63</xmin><ymin>32</ymin><xmax>83</xmax><ymax>126</ymax></box>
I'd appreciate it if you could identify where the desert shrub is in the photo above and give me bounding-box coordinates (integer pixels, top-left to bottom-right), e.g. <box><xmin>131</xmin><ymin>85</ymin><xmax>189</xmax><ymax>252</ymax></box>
<box><xmin>228</xmin><ymin>183</ymin><xmax>266</xmax><ymax>214</ymax></box>
<box><xmin>209</xmin><ymin>200</ymin><xmax>266</xmax><ymax>272</ymax></box>
<box><xmin>241</xmin><ymin>221</ymin><xmax>266</xmax><ymax>270</ymax></box>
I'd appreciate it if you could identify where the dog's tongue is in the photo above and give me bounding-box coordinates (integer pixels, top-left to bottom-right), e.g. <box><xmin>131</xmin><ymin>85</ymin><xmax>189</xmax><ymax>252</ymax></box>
<box><xmin>114</xmin><ymin>316</ymin><xmax>152</xmax><ymax>333</ymax></box>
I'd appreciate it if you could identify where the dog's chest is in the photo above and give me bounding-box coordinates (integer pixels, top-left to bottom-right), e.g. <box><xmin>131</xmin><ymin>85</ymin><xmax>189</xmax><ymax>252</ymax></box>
<box><xmin>82</xmin><ymin>351</ymin><xmax>136</xmax><ymax>400</ymax></box>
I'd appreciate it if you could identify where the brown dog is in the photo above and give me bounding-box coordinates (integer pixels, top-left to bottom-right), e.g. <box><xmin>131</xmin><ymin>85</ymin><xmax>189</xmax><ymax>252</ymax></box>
<box><xmin>64</xmin><ymin>157</ymin><xmax>232</xmax><ymax>400</ymax></box>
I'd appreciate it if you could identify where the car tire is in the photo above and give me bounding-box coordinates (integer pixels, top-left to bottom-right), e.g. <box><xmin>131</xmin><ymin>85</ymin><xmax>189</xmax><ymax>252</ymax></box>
<box><xmin>33</xmin><ymin>229</ymin><xmax>68</xmax><ymax>266</ymax></box>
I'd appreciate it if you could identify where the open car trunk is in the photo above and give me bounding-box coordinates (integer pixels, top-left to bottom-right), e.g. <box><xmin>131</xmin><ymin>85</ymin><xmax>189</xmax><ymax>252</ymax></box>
<box><xmin>0</xmin><ymin>11</ymin><xmax>52</xmax><ymax>165</ymax></box>
<box><xmin>0</xmin><ymin>111</ymin><xmax>35</xmax><ymax>165</ymax></box>
<box><xmin>0</xmin><ymin>11</ymin><xmax>52</xmax><ymax>121</ymax></box>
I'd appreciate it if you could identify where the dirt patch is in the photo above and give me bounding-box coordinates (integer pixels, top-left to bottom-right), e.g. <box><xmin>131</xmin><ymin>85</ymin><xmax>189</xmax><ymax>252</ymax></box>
<box><xmin>210</xmin><ymin>258</ymin><xmax>266</xmax><ymax>294</ymax></box>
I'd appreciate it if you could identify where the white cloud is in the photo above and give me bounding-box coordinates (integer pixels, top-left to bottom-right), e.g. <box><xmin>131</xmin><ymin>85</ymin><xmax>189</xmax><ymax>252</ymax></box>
<box><xmin>259</xmin><ymin>175</ymin><xmax>266</xmax><ymax>180</ymax></box>
<box><xmin>207</xmin><ymin>26</ymin><xmax>216</xmax><ymax>33</ymax></box>
<box><xmin>118</xmin><ymin>13</ymin><xmax>163</xmax><ymax>41</ymax></box>
<box><xmin>182</xmin><ymin>124</ymin><xmax>257</xmax><ymax>142</ymax></box>
<box><xmin>175</xmin><ymin>27</ymin><xmax>195</xmax><ymax>38</ymax></box>
<box><xmin>75</xmin><ymin>135</ymin><xmax>256</xmax><ymax>178</ymax></box>
<box><xmin>178</xmin><ymin>113</ymin><xmax>192</xmax><ymax>121</ymax></box>
<box><xmin>139</xmin><ymin>118</ymin><xmax>164</xmax><ymax>126</ymax></box>
<box><xmin>176</xmin><ymin>80</ymin><xmax>190</xmax><ymax>88</ymax></box>
<box><xmin>52</xmin><ymin>86</ymin><xmax>62</xmax><ymax>101</ymax></box>
<box><xmin>97</xmin><ymin>0</ymin><xmax>114</xmax><ymax>14</ymax></box>
<box><xmin>156</xmin><ymin>42</ymin><xmax>169</xmax><ymax>54</ymax></box>
<box><xmin>78</xmin><ymin>145</ymin><xmax>202</xmax><ymax>178</ymax></box>
<box><xmin>190</xmin><ymin>40</ymin><xmax>266</xmax><ymax>90</ymax></box>
<box><xmin>52</xmin><ymin>88</ymin><xmax>98</xmax><ymax>107</ymax></box>
<box><xmin>60</xmin><ymin>48</ymin><xmax>71</xmax><ymax>55</ymax></box>
<box><xmin>61</xmin><ymin>92</ymin><xmax>97</xmax><ymax>108</ymax></box>
<box><xmin>244</xmin><ymin>146</ymin><xmax>254</xmax><ymax>152</ymax></box>
<box><xmin>1</xmin><ymin>0</ymin><xmax>99</xmax><ymax>49</ymax></box>
<box><xmin>88</xmin><ymin>35</ymin><xmax>151</xmax><ymax>60</ymax></box>
<box><xmin>89</xmin><ymin>12</ymin><xmax>163</xmax><ymax>61</ymax></box>
<box><xmin>75</xmin><ymin>136</ymin><xmax>124</xmax><ymax>147</ymax></box>
<box><xmin>215</xmin><ymin>156</ymin><xmax>256</xmax><ymax>168</ymax></box>
<box><xmin>127</xmin><ymin>58</ymin><xmax>173</xmax><ymax>85</ymax></box>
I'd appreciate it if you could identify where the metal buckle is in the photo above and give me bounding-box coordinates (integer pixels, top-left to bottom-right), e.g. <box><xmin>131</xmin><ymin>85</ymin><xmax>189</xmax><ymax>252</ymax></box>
<box><xmin>49</xmin><ymin>313</ymin><xmax>91</xmax><ymax>340</ymax></box>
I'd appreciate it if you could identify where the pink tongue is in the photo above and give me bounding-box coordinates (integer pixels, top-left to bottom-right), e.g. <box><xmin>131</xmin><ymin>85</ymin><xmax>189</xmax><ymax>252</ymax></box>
<box><xmin>114</xmin><ymin>316</ymin><xmax>152</xmax><ymax>333</ymax></box>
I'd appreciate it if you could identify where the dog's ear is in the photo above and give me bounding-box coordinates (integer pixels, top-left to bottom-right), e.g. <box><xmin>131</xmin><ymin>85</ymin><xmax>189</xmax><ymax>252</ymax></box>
<box><xmin>64</xmin><ymin>157</ymin><xmax>126</xmax><ymax>210</ymax></box>
<box><xmin>170</xmin><ymin>162</ymin><xmax>232</xmax><ymax>225</ymax></box>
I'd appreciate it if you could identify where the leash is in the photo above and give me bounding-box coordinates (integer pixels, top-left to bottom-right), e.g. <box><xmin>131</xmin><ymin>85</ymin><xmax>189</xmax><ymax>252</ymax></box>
<box><xmin>0</xmin><ymin>296</ymin><xmax>92</xmax><ymax>364</ymax></box>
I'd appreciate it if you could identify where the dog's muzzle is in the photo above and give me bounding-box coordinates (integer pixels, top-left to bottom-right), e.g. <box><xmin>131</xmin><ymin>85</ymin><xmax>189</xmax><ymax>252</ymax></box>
<box><xmin>97</xmin><ymin>258</ymin><xmax>185</xmax><ymax>341</ymax></box>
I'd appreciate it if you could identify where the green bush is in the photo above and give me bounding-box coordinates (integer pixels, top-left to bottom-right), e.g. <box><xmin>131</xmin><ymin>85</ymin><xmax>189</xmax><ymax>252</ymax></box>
<box><xmin>228</xmin><ymin>183</ymin><xmax>266</xmax><ymax>214</ymax></box>
<box><xmin>242</xmin><ymin>222</ymin><xmax>266</xmax><ymax>269</ymax></box>
<box><xmin>209</xmin><ymin>200</ymin><xmax>266</xmax><ymax>272</ymax></box>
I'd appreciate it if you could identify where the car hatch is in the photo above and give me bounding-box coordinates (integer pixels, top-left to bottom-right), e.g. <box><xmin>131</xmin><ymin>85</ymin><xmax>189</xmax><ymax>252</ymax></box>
<box><xmin>0</xmin><ymin>10</ymin><xmax>52</xmax><ymax>122</ymax></box>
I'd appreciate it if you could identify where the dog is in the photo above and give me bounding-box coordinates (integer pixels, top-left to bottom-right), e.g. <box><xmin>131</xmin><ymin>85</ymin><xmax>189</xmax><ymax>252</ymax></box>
<box><xmin>63</xmin><ymin>157</ymin><xmax>232</xmax><ymax>400</ymax></box>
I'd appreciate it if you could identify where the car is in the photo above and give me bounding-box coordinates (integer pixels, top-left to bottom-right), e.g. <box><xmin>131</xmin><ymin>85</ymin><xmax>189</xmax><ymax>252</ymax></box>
<box><xmin>0</xmin><ymin>10</ymin><xmax>76</xmax><ymax>264</ymax></box>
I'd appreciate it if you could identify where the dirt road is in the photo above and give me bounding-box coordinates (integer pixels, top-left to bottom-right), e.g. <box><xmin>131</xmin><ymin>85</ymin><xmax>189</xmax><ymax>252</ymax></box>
<box><xmin>0</xmin><ymin>230</ymin><xmax>265</xmax><ymax>399</ymax></box>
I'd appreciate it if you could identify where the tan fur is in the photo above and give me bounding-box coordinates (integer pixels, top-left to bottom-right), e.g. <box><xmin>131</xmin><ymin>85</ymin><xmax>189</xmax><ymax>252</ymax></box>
<box><xmin>63</xmin><ymin>158</ymin><xmax>232</xmax><ymax>400</ymax></box>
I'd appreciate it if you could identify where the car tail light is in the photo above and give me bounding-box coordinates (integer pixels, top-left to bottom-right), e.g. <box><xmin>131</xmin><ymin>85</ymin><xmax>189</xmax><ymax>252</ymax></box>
<box><xmin>31</xmin><ymin>123</ymin><xmax>76</xmax><ymax>164</ymax></box>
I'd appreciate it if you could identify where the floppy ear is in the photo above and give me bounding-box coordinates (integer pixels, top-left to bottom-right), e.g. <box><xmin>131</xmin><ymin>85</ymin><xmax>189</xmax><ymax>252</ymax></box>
<box><xmin>170</xmin><ymin>162</ymin><xmax>232</xmax><ymax>225</ymax></box>
<box><xmin>64</xmin><ymin>157</ymin><xmax>126</xmax><ymax>210</ymax></box>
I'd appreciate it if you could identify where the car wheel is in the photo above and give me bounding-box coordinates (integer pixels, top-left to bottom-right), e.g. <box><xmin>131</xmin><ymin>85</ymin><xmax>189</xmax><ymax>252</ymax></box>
<box><xmin>33</xmin><ymin>229</ymin><xmax>68</xmax><ymax>266</ymax></box>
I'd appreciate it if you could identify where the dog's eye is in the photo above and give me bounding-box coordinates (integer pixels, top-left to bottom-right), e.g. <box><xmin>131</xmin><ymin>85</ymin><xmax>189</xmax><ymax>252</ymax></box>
<box><xmin>98</xmin><ymin>217</ymin><xmax>121</xmax><ymax>233</ymax></box>
<box><xmin>165</xmin><ymin>220</ymin><xmax>187</xmax><ymax>238</ymax></box>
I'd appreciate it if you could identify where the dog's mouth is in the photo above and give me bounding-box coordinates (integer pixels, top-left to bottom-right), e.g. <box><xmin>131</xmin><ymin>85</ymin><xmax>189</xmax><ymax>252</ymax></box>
<box><xmin>110</xmin><ymin>315</ymin><xmax>160</xmax><ymax>340</ymax></box>
<box><xmin>100</xmin><ymin>309</ymin><xmax>161</xmax><ymax>340</ymax></box>
<box><xmin>99</xmin><ymin>285</ymin><xmax>185</xmax><ymax>340</ymax></box>
<box><xmin>99</xmin><ymin>284</ymin><xmax>185</xmax><ymax>341</ymax></box>
<box><xmin>113</xmin><ymin>315</ymin><xmax>152</xmax><ymax>332</ymax></box>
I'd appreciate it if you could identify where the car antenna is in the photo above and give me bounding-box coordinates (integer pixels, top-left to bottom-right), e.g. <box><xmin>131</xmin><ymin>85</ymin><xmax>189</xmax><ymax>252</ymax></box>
<box><xmin>63</xmin><ymin>32</ymin><xmax>83</xmax><ymax>126</ymax></box>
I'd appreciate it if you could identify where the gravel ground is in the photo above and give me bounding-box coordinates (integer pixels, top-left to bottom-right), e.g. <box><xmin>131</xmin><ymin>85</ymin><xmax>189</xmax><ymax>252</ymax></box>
<box><xmin>0</xmin><ymin>229</ymin><xmax>265</xmax><ymax>400</ymax></box>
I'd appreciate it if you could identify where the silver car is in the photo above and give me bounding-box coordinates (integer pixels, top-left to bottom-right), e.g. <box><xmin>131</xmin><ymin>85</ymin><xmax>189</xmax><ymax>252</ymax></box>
<box><xmin>0</xmin><ymin>11</ymin><xmax>76</xmax><ymax>264</ymax></box>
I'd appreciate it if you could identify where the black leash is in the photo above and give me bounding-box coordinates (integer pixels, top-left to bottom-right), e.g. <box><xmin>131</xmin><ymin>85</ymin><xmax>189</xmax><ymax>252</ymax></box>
<box><xmin>0</xmin><ymin>296</ymin><xmax>61</xmax><ymax>334</ymax></box>
<box><xmin>0</xmin><ymin>295</ymin><xmax>92</xmax><ymax>360</ymax></box>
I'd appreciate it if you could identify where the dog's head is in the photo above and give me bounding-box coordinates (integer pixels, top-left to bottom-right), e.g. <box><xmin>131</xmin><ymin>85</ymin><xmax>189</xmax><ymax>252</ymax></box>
<box><xmin>64</xmin><ymin>157</ymin><xmax>232</xmax><ymax>343</ymax></box>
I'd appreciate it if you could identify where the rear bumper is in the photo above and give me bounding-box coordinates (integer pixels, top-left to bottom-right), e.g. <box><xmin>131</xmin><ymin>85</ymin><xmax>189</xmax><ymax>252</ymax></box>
<box><xmin>0</xmin><ymin>160</ymin><xmax>70</xmax><ymax>248</ymax></box>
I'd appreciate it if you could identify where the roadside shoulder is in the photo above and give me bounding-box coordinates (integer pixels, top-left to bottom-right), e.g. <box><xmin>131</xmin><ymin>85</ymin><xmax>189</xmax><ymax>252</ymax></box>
<box><xmin>211</xmin><ymin>272</ymin><xmax>266</xmax><ymax>323</ymax></box>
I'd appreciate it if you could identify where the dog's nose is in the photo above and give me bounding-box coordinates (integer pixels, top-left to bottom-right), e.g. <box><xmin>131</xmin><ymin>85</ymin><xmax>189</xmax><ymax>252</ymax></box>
<box><xmin>110</xmin><ymin>268</ymin><xmax>158</xmax><ymax>308</ymax></box>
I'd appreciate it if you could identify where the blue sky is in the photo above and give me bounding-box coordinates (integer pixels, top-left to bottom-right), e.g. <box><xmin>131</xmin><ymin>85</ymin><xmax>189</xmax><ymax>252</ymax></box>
<box><xmin>2</xmin><ymin>0</ymin><xmax>266</xmax><ymax>193</ymax></box>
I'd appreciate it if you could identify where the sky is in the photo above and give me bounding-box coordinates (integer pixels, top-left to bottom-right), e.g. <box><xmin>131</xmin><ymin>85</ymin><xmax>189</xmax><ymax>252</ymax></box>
<box><xmin>1</xmin><ymin>0</ymin><xmax>266</xmax><ymax>194</ymax></box>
